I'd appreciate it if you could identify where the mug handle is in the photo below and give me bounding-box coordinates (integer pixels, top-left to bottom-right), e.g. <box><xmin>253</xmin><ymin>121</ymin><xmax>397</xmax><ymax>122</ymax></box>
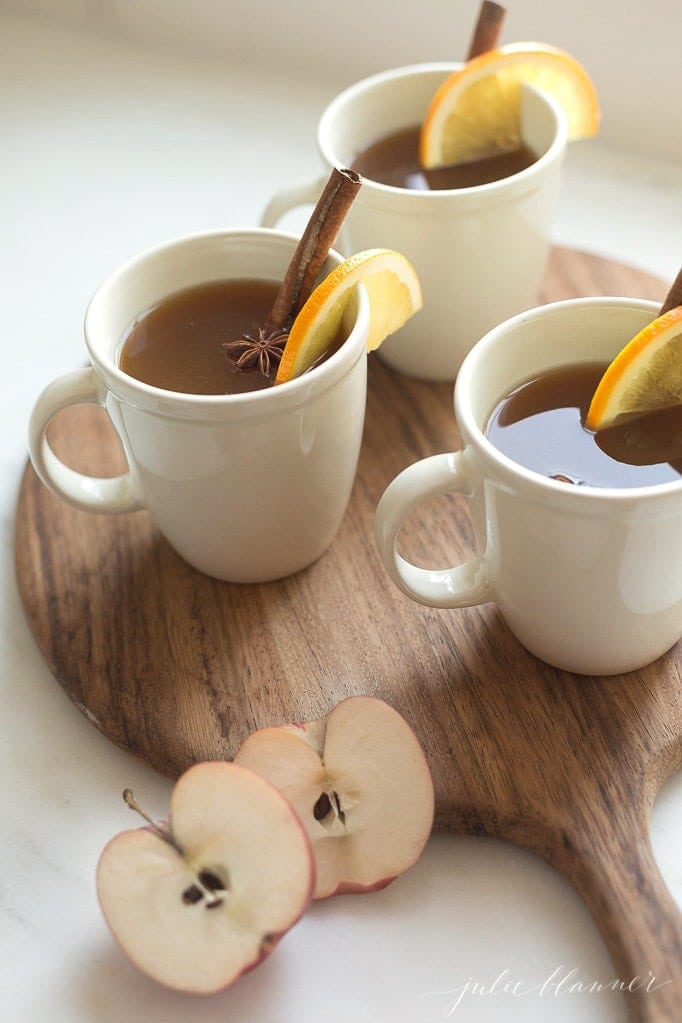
<box><xmin>260</xmin><ymin>175</ymin><xmax>329</xmax><ymax>228</ymax></box>
<box><xmin>375</xmin><ymin>451</ymin><xmax>493</xmax><ymax>608</ymax></box>
<box><xmin>28</xmin><ymin>367</ymin><xmax>144</xmax><ymax>514</ymax></box>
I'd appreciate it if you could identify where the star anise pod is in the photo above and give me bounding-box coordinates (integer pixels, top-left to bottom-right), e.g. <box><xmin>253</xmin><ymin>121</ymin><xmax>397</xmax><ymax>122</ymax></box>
<box><xmin>223</xmin><ymin>325</ymin><xmax>289</xmax><ymax>378</ymax></box>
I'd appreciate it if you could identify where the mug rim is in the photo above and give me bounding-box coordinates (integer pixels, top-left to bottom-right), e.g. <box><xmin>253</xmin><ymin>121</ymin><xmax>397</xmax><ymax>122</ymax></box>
<box><xmin>83</xmin><ymin>227</ymin><xmax>370</xmax><ymax>418</ymax></box>
<box><xmin>454</xmin><ymin>295</ymin><xmax>682</xmax><ymax>503</ymax></box>
<box><xmin>318</xmin><ymin>62</ymin><xmax>568</xmax><ymax>201</ymax></box>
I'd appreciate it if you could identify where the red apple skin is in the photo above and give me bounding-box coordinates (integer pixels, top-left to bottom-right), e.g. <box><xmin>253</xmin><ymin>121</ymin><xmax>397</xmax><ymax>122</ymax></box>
<box><xmin>325</xmin><ymin>876</ymin><xmax>396</xmax><ymax>899</ymax></box>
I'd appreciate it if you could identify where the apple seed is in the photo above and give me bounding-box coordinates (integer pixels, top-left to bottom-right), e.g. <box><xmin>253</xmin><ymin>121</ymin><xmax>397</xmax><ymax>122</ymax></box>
<box><xmin>182</xmin><ymin>884</ymin><xmax>204</xmax><ymax>905</ymax></box>
<box><xmin>180</xmin><ymin>869</ymin><xmax>229</xmax><ymax>909</ymax></box>
<box><xmin>313</xmin><ymin>790</ymin><xmax>346</xmax><ymax>829</ymax></box>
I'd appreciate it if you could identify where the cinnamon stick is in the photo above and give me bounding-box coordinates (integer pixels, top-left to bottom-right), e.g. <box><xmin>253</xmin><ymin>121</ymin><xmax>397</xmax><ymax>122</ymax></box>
<box><xmin>660</xmin><ymin>266</ymin><xmax>682</xmax><ymax>316</ymax></box>
<box><xmin>266</xmin><ymin>167</ymin><xmax>362</xmax><ymax>332</ymax></box>
<box><xmin>466</xmin><ymin>0</ymin><xmax>506</xmax><ymax>60</ymax></box>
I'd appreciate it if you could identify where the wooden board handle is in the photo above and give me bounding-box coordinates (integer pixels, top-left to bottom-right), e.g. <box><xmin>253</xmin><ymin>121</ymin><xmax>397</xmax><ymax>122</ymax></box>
<box><xmin>554</xmin><ymin>811</ymin><xmax>681</xmax><ymax>1021</ymax></box>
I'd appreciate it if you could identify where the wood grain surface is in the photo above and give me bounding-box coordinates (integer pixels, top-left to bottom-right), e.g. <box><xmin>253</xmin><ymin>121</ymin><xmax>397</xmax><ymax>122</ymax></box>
<box><xmin>15</xmin><ymin>247</ymin><xmax>681</xmax><ymax>1020</ymax></box>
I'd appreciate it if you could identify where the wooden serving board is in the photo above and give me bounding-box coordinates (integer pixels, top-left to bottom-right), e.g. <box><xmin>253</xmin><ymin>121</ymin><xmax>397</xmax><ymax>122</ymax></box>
<box><xmin>16</xmin><ymin>248</ymin><xmax>681</xmax><ymax>1020</ymax></box>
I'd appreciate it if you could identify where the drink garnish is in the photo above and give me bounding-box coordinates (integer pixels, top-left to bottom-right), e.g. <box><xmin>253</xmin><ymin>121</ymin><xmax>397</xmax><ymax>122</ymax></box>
<box><xmin>586</xmin><ymin>269</ymin><xmax>682</xmax><ymax>431</ymax></box>
<box><xmin>419</xmin><ymin>42</ymin><xmax>600</xmax><ymax>171</ymax></box>
<box><xmin>275</xmin><ymin>249</ymin><xmax>422</xmax><ymax>383</ymax></box>
<box><xmin>224</xmin><ymin>167</ymin><xmax>361</xmax><ymax>377</ymax></box>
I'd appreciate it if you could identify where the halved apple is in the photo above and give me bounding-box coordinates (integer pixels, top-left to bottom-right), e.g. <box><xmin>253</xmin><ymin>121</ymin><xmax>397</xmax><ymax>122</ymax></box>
<box><xmin>234</xmin><ymin>696</ymin><xmax>435</xmax><ymax>898</ymax></box>
<box><xmin>96</xmin><ymin>761</ymin><xmax>315</xmax><ymax>994</ymax></box>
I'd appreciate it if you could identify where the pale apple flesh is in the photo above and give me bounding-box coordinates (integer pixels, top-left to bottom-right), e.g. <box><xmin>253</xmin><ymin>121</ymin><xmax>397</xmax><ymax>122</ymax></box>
<box><xmin>234</xmin><ymin>696</ymin><xmax>435</xmax><ymax>899</ymax></box>
<box><xmin>96</xmin><ymin>762</ymin><xmax>315</xmax><ymax>994</ymax></box>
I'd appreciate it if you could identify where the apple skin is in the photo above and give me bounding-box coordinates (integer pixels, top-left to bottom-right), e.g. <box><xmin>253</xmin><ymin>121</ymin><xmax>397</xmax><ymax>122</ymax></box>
<box><xmin>96</xmin><ymin>762</ymin><xmax>315</xmax><ymax>995</ymax></box>
<box><xmin>234</xmin><ymin>696</ymin><xmax>435</xmax><ymax>899</ymax></box>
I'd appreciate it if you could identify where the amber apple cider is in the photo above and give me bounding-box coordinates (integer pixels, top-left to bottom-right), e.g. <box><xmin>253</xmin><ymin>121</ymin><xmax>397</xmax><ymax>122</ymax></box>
<box><xmin>485</xmin><ymin>363</ymin><xmax>682</xmax><ymax>488</ymax></box>
<box><xmin>119</xmin><ymin>278</ymin><xmax>344</xmax><ymax>395</ymax></box>
<box><xmin>119</xmin><ymin>279</ymin><xmax>285</xmax><ymax>394</ymax></box>
<box><xmin>351</xmin><ymin>125</ymin><xmax>537</xmax><ymax>190</ymax></box>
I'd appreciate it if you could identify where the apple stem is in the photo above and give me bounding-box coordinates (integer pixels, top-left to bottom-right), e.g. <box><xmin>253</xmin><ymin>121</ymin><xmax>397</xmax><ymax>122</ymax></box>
<box><xmin>122</xmin><ymin>788</ymin><xmax>178</xmax><ymax>849</ymax></box>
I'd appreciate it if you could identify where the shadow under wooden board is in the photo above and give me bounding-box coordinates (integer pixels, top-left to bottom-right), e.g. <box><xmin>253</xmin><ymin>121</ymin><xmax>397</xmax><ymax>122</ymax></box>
<box><xmin>16</xmin><ymin>247</ymin><xmax>681</xmax><ymax>1020</ymax></box>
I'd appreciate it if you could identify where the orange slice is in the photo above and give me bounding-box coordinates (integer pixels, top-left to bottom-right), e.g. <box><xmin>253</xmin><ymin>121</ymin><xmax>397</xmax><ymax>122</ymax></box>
<box><xmin>419</xmin><ymin>42</ymin><xmax>600</xmax><ymax>169</ymax></box>
<box><xmin>586</xmin><ymin>306</ymin><xmax>682</xmax><ymax>430</ymax></box>
<box><xmin>276</xmin><ymin>249</ymin><xmax>422</xmax><ymax>384</ymax></box>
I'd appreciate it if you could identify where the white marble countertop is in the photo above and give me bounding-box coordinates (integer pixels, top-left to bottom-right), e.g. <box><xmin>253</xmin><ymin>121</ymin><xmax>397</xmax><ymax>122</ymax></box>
<box><xmin>2</xmin><ymin>11</ymin><xmax>681</xmax><ymax>1022</ymax></box>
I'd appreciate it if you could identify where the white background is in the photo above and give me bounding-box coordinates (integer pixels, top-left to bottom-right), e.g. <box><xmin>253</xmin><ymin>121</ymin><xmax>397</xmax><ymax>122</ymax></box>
<box><xmin>3</xmin><ymin>0</ymin><xmax>681</xmax><ymax>165</ymax></box>
<box><xmin>1</xmin><ymin>3</ymin><xmax>681</xmax><ymax>1022</ymax></box>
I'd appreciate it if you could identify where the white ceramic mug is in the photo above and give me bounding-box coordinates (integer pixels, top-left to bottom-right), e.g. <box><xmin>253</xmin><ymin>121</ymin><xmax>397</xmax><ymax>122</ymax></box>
<box><xmin>262</xmin><ymin>63</ymin><xmax>567</xmax><ymax>382</ymax></box>
<box><xmin>375</xmin><ymin>297</ymin><xmax>682</xmax><ymax>676</ymax></box>
<box><xmin>28</xmin><ymin>229</ymin><xmax>370</xmax><ymax>583</ymax></box>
